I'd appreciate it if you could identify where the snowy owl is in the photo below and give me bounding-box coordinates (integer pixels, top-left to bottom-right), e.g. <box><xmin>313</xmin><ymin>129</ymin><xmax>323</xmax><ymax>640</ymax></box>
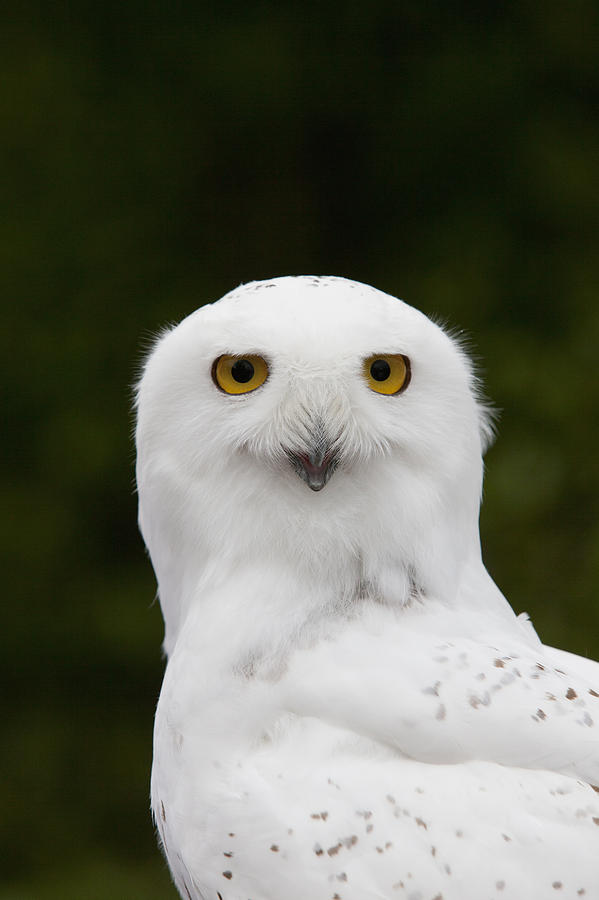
<box><xmin>136</xmin><ymin>276</ymin><xmax>599</xmax><ymax>900</ymax></box>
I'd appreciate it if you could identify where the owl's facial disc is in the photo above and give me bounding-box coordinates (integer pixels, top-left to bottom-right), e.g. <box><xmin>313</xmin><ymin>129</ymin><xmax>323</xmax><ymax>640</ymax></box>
<box><xmin>285</xmin><ymin>444</ymin><xmax>339</xmax><ymax>492</ymax></box>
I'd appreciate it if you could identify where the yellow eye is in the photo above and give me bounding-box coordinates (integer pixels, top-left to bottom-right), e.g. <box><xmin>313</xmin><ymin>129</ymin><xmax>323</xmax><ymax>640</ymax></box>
<box><xmin>363</xmin><ymin>354</ymin><xmax>410</xmax><ymax>395</ymax></box>
<box><xmin>212</xmin><ymin>355</ymin><xmax>269</xmax><ymax>394</ymax></box>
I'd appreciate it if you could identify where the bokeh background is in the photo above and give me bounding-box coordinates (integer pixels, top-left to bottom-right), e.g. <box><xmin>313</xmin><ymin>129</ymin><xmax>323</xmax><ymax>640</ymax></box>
<box><xmin>3</xmin><ymin>2</ymin><xmax>599</xmax><ymax>897</ymax></box>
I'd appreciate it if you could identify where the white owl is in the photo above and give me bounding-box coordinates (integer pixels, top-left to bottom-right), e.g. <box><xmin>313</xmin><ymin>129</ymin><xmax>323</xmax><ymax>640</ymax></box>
<box><xmin>135</xmin><ymin>276</ymin><xmax>599</xmax><ymax>900</ymax></box>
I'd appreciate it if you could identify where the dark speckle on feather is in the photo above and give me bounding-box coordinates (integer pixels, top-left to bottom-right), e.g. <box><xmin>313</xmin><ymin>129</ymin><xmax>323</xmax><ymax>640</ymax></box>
<box><xmin>223</xmin><ymin>871</ymin><xmax>233</xmax><ymax>879</ymax></box>
<box><xmin>566</xmin><ymin>688</ymin><xmax>578</xmax><ymax>700</ymax></box>
<box><xmin>494</xmin><ymin>659</ymin><xmax>505</xmax><ymax>668</ymax></box>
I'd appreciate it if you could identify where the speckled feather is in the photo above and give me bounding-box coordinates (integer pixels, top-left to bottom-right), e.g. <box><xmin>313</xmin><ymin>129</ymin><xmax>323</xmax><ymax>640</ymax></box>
<box><xmin>136</xmin><ymin>277</ymin><xmax>599</xmax><ymax>900</ymax></box>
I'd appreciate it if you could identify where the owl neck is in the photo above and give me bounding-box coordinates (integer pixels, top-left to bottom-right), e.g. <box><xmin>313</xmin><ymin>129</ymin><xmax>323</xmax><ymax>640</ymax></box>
<box><xmin>139</xmin><ymin>454</ymin><xmax>498</xmax><ymax>658</ymax></box>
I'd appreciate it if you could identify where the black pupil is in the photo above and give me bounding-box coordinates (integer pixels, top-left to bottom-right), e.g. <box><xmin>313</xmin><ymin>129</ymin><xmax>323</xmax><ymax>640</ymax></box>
<box><xmin>370</xmin><ymin>359</ymin><xmax>391</xmax><ymax>381</ymax></box>
<box><xmin>231</xmin><ymin>358</ymin><xmax>255</xmax><ymax>383</ymax></box>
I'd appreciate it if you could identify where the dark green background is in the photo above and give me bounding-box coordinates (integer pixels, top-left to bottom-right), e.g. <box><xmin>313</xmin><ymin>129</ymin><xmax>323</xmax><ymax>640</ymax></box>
<box><xmin>3</xmin><ymin>2</ymin><xmax>598</xmax><ymax>896</ymax></box>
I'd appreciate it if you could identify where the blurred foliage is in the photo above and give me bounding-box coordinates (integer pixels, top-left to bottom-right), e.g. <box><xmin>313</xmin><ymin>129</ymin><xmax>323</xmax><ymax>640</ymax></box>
<box><xmin>2</xmin><ymin>0</ymin><xmax>599</xmax><ymax>896</ymax></box>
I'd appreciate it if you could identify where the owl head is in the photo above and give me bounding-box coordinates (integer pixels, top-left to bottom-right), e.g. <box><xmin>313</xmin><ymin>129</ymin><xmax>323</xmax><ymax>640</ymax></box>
<box><xmin>136</xmin><ymin>277</ymin><xmax>493</xmax><ymax>654</ymax></box>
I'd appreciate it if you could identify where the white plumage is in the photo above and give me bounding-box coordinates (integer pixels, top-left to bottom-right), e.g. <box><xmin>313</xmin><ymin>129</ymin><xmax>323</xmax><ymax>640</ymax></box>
<box><xmin>136</xmin><ymin>276</ymin><xmax>599</xmax><ymax>900</ymax></box>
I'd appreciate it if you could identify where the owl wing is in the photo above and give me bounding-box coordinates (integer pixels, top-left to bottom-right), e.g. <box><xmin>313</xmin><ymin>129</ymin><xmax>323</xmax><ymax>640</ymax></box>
<box><xmin>281</xmin><ymin>604</ymin><xmax>599</xmax><ymax>786</ymax></box>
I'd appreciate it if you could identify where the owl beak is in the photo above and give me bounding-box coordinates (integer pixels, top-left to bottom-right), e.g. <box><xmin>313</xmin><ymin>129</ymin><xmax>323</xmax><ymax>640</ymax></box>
<box><xmin>286</xmin><ymin>445</ymin><xmax>339</xmax><ymax>492</ymax></box>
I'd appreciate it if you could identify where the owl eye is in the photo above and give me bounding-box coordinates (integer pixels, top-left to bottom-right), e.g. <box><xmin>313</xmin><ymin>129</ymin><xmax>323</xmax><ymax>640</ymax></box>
<box><xmin>212</xmin><ymin>355</ymin><xmax>269</xmax><ymax>394</ymax></box>
<box><xmin>363</xmin><ymin>354</ymin><xmax>410</xmax><ymax>395</ymax></box>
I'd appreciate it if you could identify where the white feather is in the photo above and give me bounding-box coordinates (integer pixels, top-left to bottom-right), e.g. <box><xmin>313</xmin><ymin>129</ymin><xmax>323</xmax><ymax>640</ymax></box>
<box><xmin>136</xmin><ymin>276</ymin><xmax>599</xmax><ymax>900</ymax></box>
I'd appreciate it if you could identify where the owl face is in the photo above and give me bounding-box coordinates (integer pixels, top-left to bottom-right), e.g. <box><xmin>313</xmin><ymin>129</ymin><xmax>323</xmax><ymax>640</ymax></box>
<box><xmin>138</xmin><ymin>277</ymin><xmax>487</xmax><ymax>502</ymax></box>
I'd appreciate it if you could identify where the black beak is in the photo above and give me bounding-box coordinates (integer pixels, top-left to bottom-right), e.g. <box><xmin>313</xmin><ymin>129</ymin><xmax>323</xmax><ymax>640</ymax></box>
<box><xmin>286</xmin><ymin>445</ymin><xmax>339</xmax><ymax>491</ymax></box>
